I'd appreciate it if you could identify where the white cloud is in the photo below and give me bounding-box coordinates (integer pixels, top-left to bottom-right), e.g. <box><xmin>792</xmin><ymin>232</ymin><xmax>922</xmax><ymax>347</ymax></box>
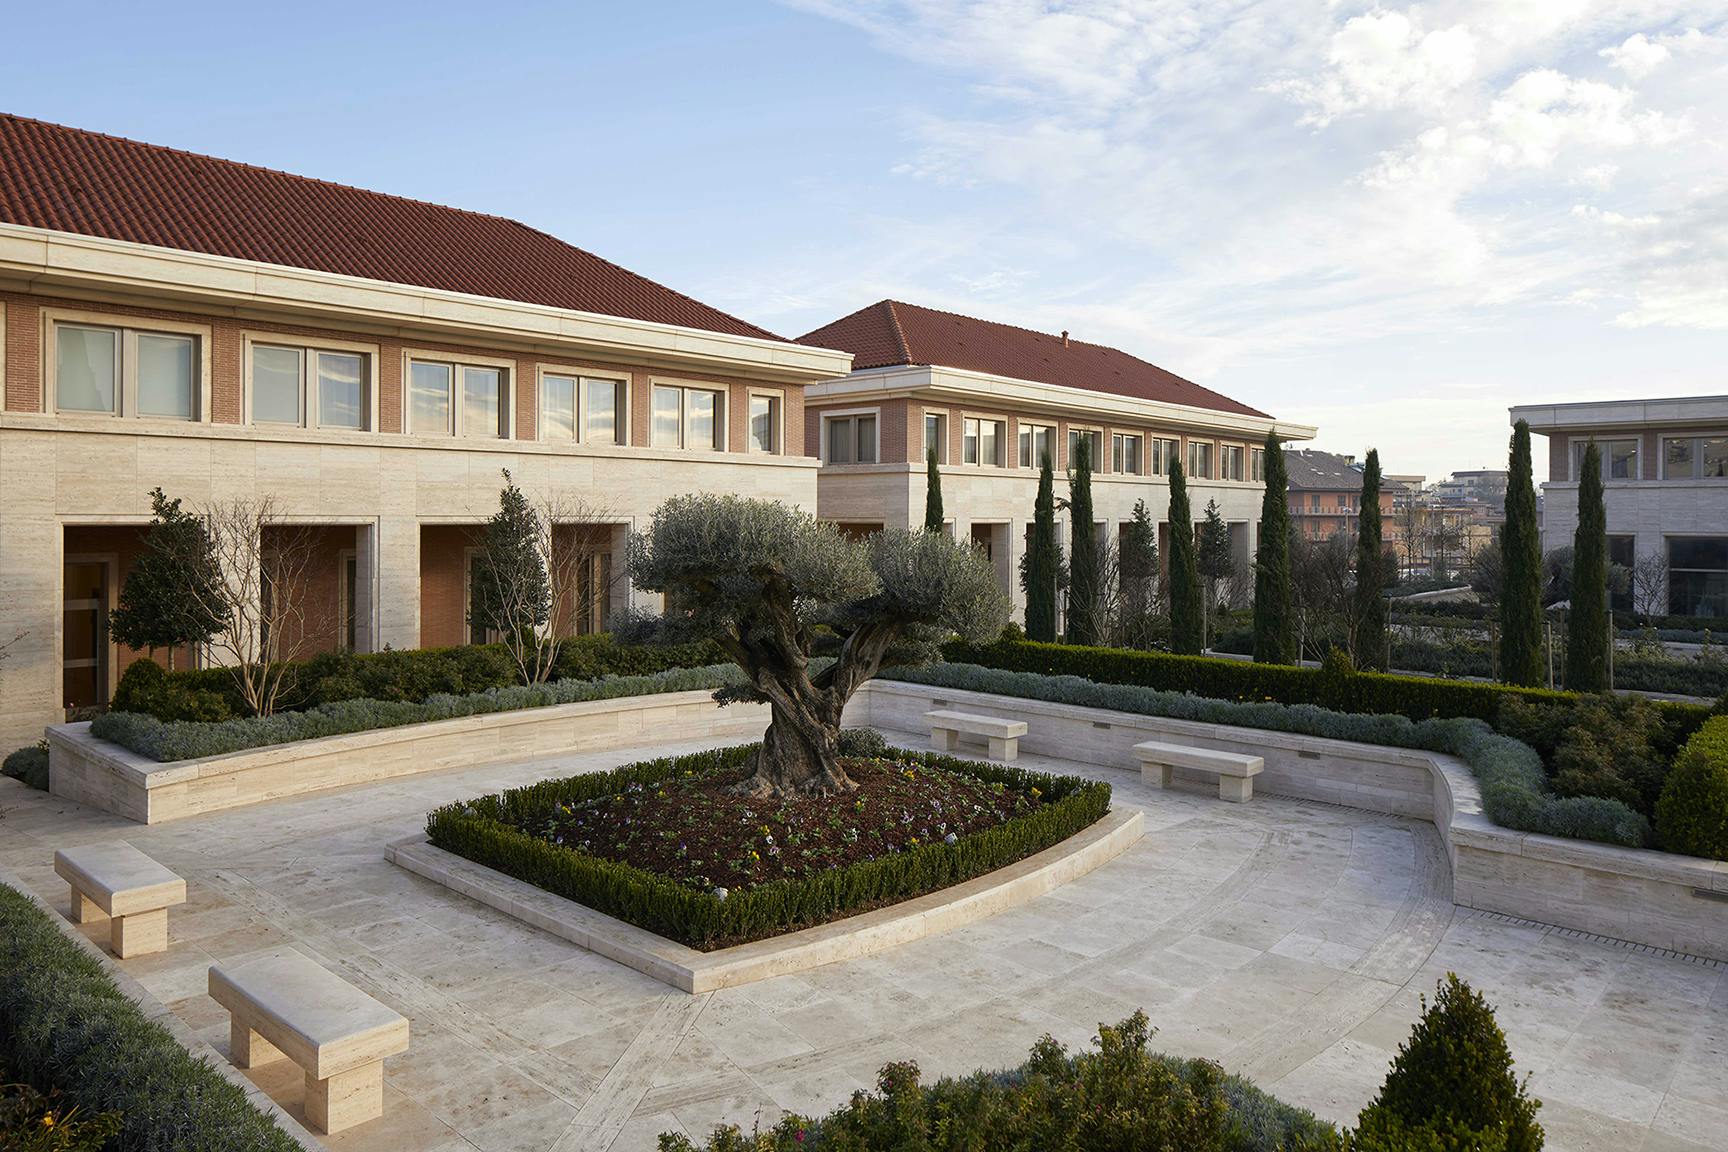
<box><xmin>1601</xmin><ymin>32</ymin><xmax>1673</xmax><ymax>76</ymax></box>
<box><xmin>1270</xmin><ymin>9</ymin><xmax>1476</xmax><ymax>127</ymax></box>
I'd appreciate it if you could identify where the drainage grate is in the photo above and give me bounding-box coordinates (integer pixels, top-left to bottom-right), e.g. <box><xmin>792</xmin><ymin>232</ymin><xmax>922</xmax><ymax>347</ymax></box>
<box><xmin>1466</xmin><ymin>909</ymin><xmax>1724</xmax><ymax>969</ymax></box>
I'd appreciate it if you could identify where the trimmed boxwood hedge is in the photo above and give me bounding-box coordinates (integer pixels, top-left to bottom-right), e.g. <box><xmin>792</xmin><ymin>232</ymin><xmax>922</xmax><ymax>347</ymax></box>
<box><xmin>1655</xmin><ymin>716</ymin><xmax>1728</xmax><ymax>860</ymax></box>
<box><xmin>0</xmin><ymin>881</ymin><xmax>301</xmax><ymax>1152</ymax></box>
<box><xmin>426</xmin><ymin>743</ymin><xmax>1112</xmax><ymax>950</ymax></box>
<box><xmin>886</xmin><ymin>661</ymin><xmax>1652</xmax><ymax>848</ymax></box>
<box><xmin>92</xmin><ymin>664</ymin><xmax>744</xmax><ymax>762</ymax></box>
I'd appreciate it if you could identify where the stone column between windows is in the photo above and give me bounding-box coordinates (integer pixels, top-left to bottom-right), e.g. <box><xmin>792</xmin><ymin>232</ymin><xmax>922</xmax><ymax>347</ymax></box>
<box><xmin>354</xmin><ymin>522</ymin><xmax>378</xmax><ymax>654</ymax></box>
<box><xmin>0</xmin><ymin>434</ymin><xmax>61</xmax><ymax>751</ymax></box>
<box><xmin>375</xmin><ymin>515</ymin><xmax>421</xmax><ymax>652</ymax></box>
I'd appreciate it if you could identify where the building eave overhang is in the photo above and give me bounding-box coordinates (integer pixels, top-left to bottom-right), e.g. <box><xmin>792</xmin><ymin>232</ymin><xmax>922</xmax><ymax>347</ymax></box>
<box><xmin>1510</xmin><ymin>395</ymin><xmax>1728</xmax><ymax>434</ymax></box>
<box><xmin>0</xmin><ymin>222</ymin><xmax>854</xmax><ymax>384</ymax></box>
<box><xmin>805</xmin><ymin>364</ymin><xmax>1316</xmax><ymax>441</ymax></box>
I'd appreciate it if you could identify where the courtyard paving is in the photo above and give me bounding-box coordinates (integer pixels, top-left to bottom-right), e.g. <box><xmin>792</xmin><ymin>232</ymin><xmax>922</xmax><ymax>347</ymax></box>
<box><xmin>1</xmin><ymin>731</ymin><xmax>1725</xmax><ymax>1152</ymax></box>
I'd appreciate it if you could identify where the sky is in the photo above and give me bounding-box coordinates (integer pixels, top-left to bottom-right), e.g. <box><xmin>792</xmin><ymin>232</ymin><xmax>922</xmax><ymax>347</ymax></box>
<box><xmin>4</xmin><ymin>0</ymin><xmax>1726</xmax><ymax>480</ymax></box>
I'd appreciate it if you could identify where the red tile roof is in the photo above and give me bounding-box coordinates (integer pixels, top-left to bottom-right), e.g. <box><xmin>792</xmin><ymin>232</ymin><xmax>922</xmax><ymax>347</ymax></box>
<box><xmin>799</xmin><ymin>300</ymin><xmax>1268</xmax><ymax>418</ymax></box>
<box><xmin>0</xmin><ymin>114</ymin><xmax>779</xmax><ymax>340</ymax></box>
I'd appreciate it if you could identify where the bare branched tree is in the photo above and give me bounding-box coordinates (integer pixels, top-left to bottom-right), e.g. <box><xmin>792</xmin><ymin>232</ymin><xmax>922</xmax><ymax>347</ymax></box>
<box><xmin>1629</xmin><ymin>549</ymin><xmax>1668</xmax><ymax>624</ymax></box>
<box><xmin>471</xmin><ymin>470</ymin><xmax>618</xmax><ymax>685</ymax></box>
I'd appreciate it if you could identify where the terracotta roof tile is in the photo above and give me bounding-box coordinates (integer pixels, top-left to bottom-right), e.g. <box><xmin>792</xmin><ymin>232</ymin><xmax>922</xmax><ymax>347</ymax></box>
<box><xmin>798</xmin><ymin>299</ymin><xmax>1267</xmax><ymax>418</ymax></box>
<box><xmin>0</xmin><ymin>114</ymin><xmax>779</xmax><ymax>340</ymax></box>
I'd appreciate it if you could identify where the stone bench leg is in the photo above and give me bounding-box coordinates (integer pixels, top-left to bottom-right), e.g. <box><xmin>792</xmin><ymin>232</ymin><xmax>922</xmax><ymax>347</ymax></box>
<box><xmin>306</xmin><ymin>1060</ymin><xmax>384</xmax><ymax>1134</ymax></box>
<box><xmin>111</xmin><ymin>908</ymin><xmax>168</xmax><ymax>958</ymax></box>
<box><xmin>986</xmin><ymin>735</ymin><xmax>1018</xmax><ymax>761</ymax></box>
<box><xmin>68</xmin><ymin>885</ymin><xmax>103</xmax><ymax>924</ymax></box>
<box><xmin>1140</xmin><ymin>762</ymin><xmax>1174</xmax><ymax>790</ymax></box>
<box><xmin>230</xmin><ymin>1018</ymin><xmax>285</xmax><ymax>1068</ymax></box>
<box><xmin>1218</xmin><ymin>775</ymin><xmax>1253</xmax><ymax>803</ymax></box>
<box><xmin>931</xmin><ymin>727</ymin><xmax>959</xmax><ymax>753</ymax></box>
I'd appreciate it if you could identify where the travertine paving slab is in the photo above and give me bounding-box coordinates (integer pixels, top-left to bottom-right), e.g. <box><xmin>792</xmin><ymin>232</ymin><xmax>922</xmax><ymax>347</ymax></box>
<box><xmin>2</xmin><ymin>728</ymin><xmax>1723</xmax><ymax>1151</ymax></box>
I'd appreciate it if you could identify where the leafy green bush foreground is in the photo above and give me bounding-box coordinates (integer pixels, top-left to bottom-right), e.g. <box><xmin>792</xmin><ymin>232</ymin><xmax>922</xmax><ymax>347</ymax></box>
<box><xmin>1656</xmin><ymin>716</ymin><xmax>1728</xmax><ymax>860</ymax></box>
<box><xmin>0</xmin><ymin>883</ymin><xmax>299</xmax><ymax>1152</ymax></box>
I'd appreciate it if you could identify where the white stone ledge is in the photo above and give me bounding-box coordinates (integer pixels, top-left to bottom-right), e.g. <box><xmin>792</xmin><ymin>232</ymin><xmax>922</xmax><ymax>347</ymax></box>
<box><xmin>386</xmin><ymin>807</ymin><xmax>1143</xmax><ymax>993</ymax></box>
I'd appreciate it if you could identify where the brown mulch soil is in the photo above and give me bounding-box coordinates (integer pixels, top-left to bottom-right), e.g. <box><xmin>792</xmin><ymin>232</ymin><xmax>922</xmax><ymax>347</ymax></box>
<box><xmin>523</xmin><ymin>757</ymin><xmax>1046</xmax><ymax>893</ymax></box>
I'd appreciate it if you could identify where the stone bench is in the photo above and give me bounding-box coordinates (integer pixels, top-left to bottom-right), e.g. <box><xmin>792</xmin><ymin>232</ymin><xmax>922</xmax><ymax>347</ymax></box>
<box><xmin>1133</xmin><ymin>740</ymin><xmax>1264</xmax><ymax>802</ymax></box>
<box><xmin>927</xmin><ymin>709</ymin><xmax>1028</xmax><ymax>761</ymax></box>
<box><xmin>53</xmin><ymin>841</ymin><xmax>186</xmax><ymax>958</ymax></box>
<box><xmin>209</xmin><ymin>949</ymin><xmax>410</xmax><ymax>1134</ymax></box>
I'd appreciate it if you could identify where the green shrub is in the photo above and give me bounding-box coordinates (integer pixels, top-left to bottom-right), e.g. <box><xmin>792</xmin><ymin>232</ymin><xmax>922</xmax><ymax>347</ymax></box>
<box><xmin>1497</xmin><ymin>695</ymin><xmax>1676</xmax><ymax>817</ymax></box>
<box><xmin>2</xmin><ymin>742</ymin><xmax>50</xmax><ymax>791</ymax></box>
<box><xmin>0</xmin><ymin>882</ymin><xmax>300</xmax><ymax>1151</ymax></box>
<box><xmin>110</xmin><ymin>660</ymin><xmax>235</xmax><ymax>723</ymax></box>
<box><xmin>888</xmin><ymin>662</ymin><xmax>1652</xmax><ymax>848</ymax></box>
<box><xmin>1655</xmin><ymin>717</ymin><xmax>1728</xmax><ymax>860</ymax></box>
<box><xmin>428</xmin><ymin>743</ymin><xmax>1111</xmax><ymax>950</ymax></box>
<box><xmin>1353</xmin><ymin>973</ymin><xmax>1542</xmax><ymax>1152</ymax></box>
<box><xmin>0</xmin><ymin>1081</ymin><xmax>122</xmax><ymax>1150</ymax></box>
<box><xmin>92</xmin><ymin>665</ymin><xmax>746</xmax><ymax>762</ymax></box>
<box><xmin>659</xmin><ymin>1011</ymin><xmax>1339</xmax><ymax>1151</ymax></box>
<box><xmin>836</xmin><ymin>727</ymin><xmax>888</xmax><ymax>758</ymax></box>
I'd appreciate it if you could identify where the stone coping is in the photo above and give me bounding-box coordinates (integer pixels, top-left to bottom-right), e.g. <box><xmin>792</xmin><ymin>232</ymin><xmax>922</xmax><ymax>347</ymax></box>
<box><xmin>386</xmin><ymin>807</ymin><xmax>1145</xmax><ymax>993</ymax></box>
<box><xmin>0</xmin><ymin>867</ymin><xmax>323</xmax><ymax>1152</ymax></box>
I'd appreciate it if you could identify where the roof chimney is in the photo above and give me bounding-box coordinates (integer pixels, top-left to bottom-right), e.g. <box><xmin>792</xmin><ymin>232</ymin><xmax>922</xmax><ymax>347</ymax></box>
<box><xmin>1060</xmin><ymin>330</ymin><xmax>1069</xmax><ymax>347</ymax></box>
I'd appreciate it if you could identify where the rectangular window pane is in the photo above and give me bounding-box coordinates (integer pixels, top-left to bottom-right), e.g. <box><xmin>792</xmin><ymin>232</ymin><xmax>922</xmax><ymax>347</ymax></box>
<box><xmin>828</xmin><ymin>417</ymin><xmax>853</xmax><ymax>464</ymax></box>
<box><xmin>317</xmin><ymin>352</ymin><xmax>365</xmax><ymax>430</ymax></box>
<box><xmin>410</xmin><ymin>361</ymin><xmax>453</xmax><ymax>434</ymax></box>
<box><xmin>963</xmin><ymin>418</ymin><xmax>979</xmax><ymax>464</ymax></box>
<box><xmin>1703</xmin><ymin>438</ymin><xmax>1728</xmax><ymax>478</ymax></box>
<box><xmin>857</xmin><ymin>415</ymin><xmax>877</xmax><ymax>463</ymax></box>
<box><xmin>1669</xmin><ymin>536</ymin><xmax>1728</xmax><ymax>571</ymax></box>
<box><xmin>543</xmin><ymin>374</ymin><xmax>577</xmax><ymax>440</ymax></box>
<box><xmin>463</xmin><ymin>367</ymin><xmax>503</xmax><ymax>438</ymax></box>
<box><xmin>686</xmin><ymin>389</ymin><xmax>718</xmax><ymax>450</ymax></box>
<box><xmin>136</xmin><ymin>333</ymin><xmax>195</xmax><ymax>419</ymax></box>
<box><xmin>925</xmin><ymin>414</ymin><xmax>943</xmax><ymax>460</ymax></box>
<box><xmin>1664</xmin><ymin>438</ymin><xmax>1695</xmax><ymax>479</ymax></box>
<box><xmin>585</xmin><ymin>378</ymin><xmax>619</xmax><ymax>444</ymax></box>
<box><xmin>252</xmin><ymin>345</ymin><xmax>302</xmax><ymax>425</ymax></box>
<box><xmin>653</xmin><ymin>386</ymin><xmax>682</xmax><ymax>447</ymax></box>
<box><xmin>1608</xmin><ymin>440</ymin><xmax>1637</xmax><ymax>479</ymax></box>
<box><xmin>750</xmin><ymin>394</ymin><xmax>776</xmax><ymax>452</ymax></box>
<box><xmin>980</xmin><ymin>420</ymin><xmax>1000</xmax><ymax>466</ymax></box>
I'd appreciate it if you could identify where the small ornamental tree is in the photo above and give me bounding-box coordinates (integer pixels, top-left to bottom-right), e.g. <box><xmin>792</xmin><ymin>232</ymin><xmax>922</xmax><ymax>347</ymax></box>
<box><xmin>924</xmin><ymin>447</ymin><xmax>945</xmax><ymax>534</ymax></box>
<box><xmin>1023</xmin><ymin>450</ymin><xmax>1060</xmax><ymax>642</ymax></box>
<box><xmin>1119</xmin><ymin>499</ymin><xmax>1160</xmax><ymax>650</ymax></box>
<box><xmin>625</xmin><ymin>495</ymin><xmax>1007</xmax><ymax>798</ymax></box>
<box><xmin>1066</xmin><ymin>435</ymin><xmax>1100</xmax><ymax>646</ymax></box>
<box><xmin>1253</xmin><ymin>432</ymin><xmax>1294</xmax><ymax>664</ymax></box>
<box><xmin>1196</xmin><ymin>499</ymin><xmax>1233</xmax><ymax>649</ymax></box>
<box><xmin>1501</xmin><ymin>420</ymin><xmax>1544</xmax><ymax>686</ymax></box>
<box><xmin>1355</xmin><ymin>449</ymin><xmax>1388</xmax><ymax>672</ymax></box>
<box><xmin>109</xmin><ymin>488</ymin><xmax>226</xmax><ymax>671</ymax></box>
<box><xmin>1355</xmin><ymin>973</ymin><xmax>1543</xmax><ymax>1151</ymax></box>
<box><xmin>1167</xmin><ymin>460</ymin><xmax>1204</xmax><ymax>654</ymax></box>
<box><xmin>1567</xmin><ymin>442</ymin><xmax>1610</xmax><ymax>692</ymax></box>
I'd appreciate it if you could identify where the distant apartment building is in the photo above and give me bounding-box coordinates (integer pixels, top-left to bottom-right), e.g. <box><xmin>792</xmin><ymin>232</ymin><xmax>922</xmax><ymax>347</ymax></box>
<box><xmin>1283</xmin><ymin>449</ymin><xmax>1394</xmax><ymax>543</ymax></box>
<box><xmin>1511</xmin><ymin>395</ymin><xmax>1728</xmax><ymax>617</ymax></box>
<box><xmin>797</xmin><ymin>301</ymin><xmax>1315</xmax><ymax>615</ymax></box>
<box><xmin>0</xmin><ymin>116</ymin><xmax>854</xmax><ymax>748</ymax></box>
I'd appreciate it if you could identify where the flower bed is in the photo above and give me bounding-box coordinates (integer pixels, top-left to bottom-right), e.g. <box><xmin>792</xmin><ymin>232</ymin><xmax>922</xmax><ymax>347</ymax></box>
<box><xmin>426</xmin><ymin>742</ymin><xmax>1111</xmax><ymax>950</ymax></box>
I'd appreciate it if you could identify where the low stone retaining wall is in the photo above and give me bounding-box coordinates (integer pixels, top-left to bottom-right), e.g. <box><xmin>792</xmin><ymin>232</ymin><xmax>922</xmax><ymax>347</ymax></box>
<box><xmin>47</xmin><ymin>691</ymin><xmax>767</xmax><ymax>824</ymax></box>
<box><xmin>854</xmin><ymin>680</ymin><xmax>1728</xmax><ymax>962</ymax></box>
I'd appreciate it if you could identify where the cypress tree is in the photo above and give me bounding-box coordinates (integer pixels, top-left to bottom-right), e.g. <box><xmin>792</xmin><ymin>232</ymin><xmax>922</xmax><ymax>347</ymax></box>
<box><xmin>1500</xmin><ymin>420</ymin><xmax>1543</xmax><ymax>686</ymax></box>
<box><xmin>1567</xmin><ymin>442</ymin><xmax>1610</xmax><ymax>691</ymax></box>
<box><xmin>1168</xmin><ymin>459</ymin><xmax>1204</xmax><ymax>654</ymax></box>
<box><xmin>110</xmin><ymin>487</ymin><xmax>226</xmax><ymax>672</ymax></box>
<box><xmin>1252</xmin><ymin>432</ymin><xmax>1294</xmax><ymax>663</ymax></box>
<box><xmin>924</xmin><ymin>447</ymin><xmax>945</xmax><ymax>533</ymax></box>
<box><xmin>1066</xmin><ymin>435</ymin><xmax>1099</xmax><ymax>646</ymax></box>
<box><xmin>1120</xmin><ymin>499</ymin><xmax>1159</xmax><ymax>650</ymax></box>
<box><xmin>1196</xmin><ymin>499</ymin><xmax>1233</xmax><ymax>648</ymax></box>
<box><xmin>1023</xmin><ymin>450</ymin><xmax>1059</xmax><ymax>642</ymax></box>
<box><xmin>1356</xmin><ymin>449</ymin><xmax>1387</xmax><ymax>671</ymax></box>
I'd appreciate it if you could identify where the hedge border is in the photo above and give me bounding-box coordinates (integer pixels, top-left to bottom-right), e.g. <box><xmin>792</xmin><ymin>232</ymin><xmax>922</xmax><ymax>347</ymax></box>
<box><xmin>0</xmin><ymin>880</ymin><xmax>303</xmax><ymax>1152</ymax></box>
<box><xmin>426</xmin><ymin>743</ymin><xmax>1111</xmax><ymax>950</ymax></box>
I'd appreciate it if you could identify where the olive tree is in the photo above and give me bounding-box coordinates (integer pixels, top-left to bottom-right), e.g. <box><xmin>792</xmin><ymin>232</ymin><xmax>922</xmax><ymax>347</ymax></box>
<box><xmin>625</xmin><ymin>495</ymin><xmax>1008</xmax><ymax>798</ymax></box>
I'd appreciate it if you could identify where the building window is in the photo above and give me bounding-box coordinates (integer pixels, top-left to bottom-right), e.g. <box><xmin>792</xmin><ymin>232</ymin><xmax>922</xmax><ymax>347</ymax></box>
<box><xmin>1608</xmin><ymin>535</ymin><xmax>1634</xmax><ymax>613</ymax></box>
<box><xmin>1111</xmin><ymin>433</ymin><xmax>1142</xmax><ymax>475</ymax></box>
<box><xmin>1573</xmin><ymin>438</ymin><xmax>1638</xmax><ymax>480</ymax></box>
<box><xmin>541</xmin><ymin>373</ymin><xmax>625</xmax><ymax>444</ymax></box>
<box><xmin>1067</xmin><ymin>428</ymin><xmax>1101</xmax><ymax>469</ymax></box>
<box><xmin>1222</xmin><ymin>445</ymin><xmax>1245</xmax><ymax>481</ymax></box>
<box><xmin>1149</xmin><ymin>437</ymin><xmax>1179</xmax><ymax>476</ymax></box>
<box><xmin>1663</xmin><ymin>436</ymin><xmax>1728</xmax><ymax>479</ymax></box>
<box><xmin>924</xmin><ymin>413</ymin><xmax>946</xmax><ymax>463</ymax></box>
<box><xmin>1019</xmin><ymin>422</ymin><xmax>1054</xmax><ymax>468</ymax></box>
<box><xmin>962</xmin><ymin>418</ymin><xmax>1003</xmax><ymax>466</ymax></box>
<box><xmin>463</xmin><ymin>367</ymin><xmax>504</xmax><ymax>438</ymax></box>
<box><xmin>749</xmin><ymin>394</ymin><xmax>779</xmax><ymax>453</ymax></box>
<box><xmin>250</xmin><ymin>342</ymin><xmax>370</xmax><ymax>429</ymax></box>
<box><xmin>54</xmin><ymin>322</ymin><xmax>199</xmax><ymax>419</ymax></box>
<box><xmin>1188</xmin><ymin>440</ymin><xmax>1213</xmax><ymax>479</ymax></box>
<box><xmin>1668</xmin><ymin>536</ymin><xmax>1727</xmax><ymax>617</ymax></box>
<box><xmin>409</xmin><ymin>358</ymin><xmax>508</xmax><ymax>437</ymax></box>
<box><xmin>651</xmin><ymin>384</ymin><xmax>724</xmax><ymax>450</ymax></box>
<box><xmin>825</xmin><ymin>413</ymin><xmax>877</xmax><ymax>464</ymax></box>
<box><xmin>1250</xmin><ymin>446</ymin><xmax>1265</xmax><ymax>482</ymax></box>
<box><xmin>410</xmin><ymin>361</ymin><xmax>453</xmax><ymax>435</ymax></box>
